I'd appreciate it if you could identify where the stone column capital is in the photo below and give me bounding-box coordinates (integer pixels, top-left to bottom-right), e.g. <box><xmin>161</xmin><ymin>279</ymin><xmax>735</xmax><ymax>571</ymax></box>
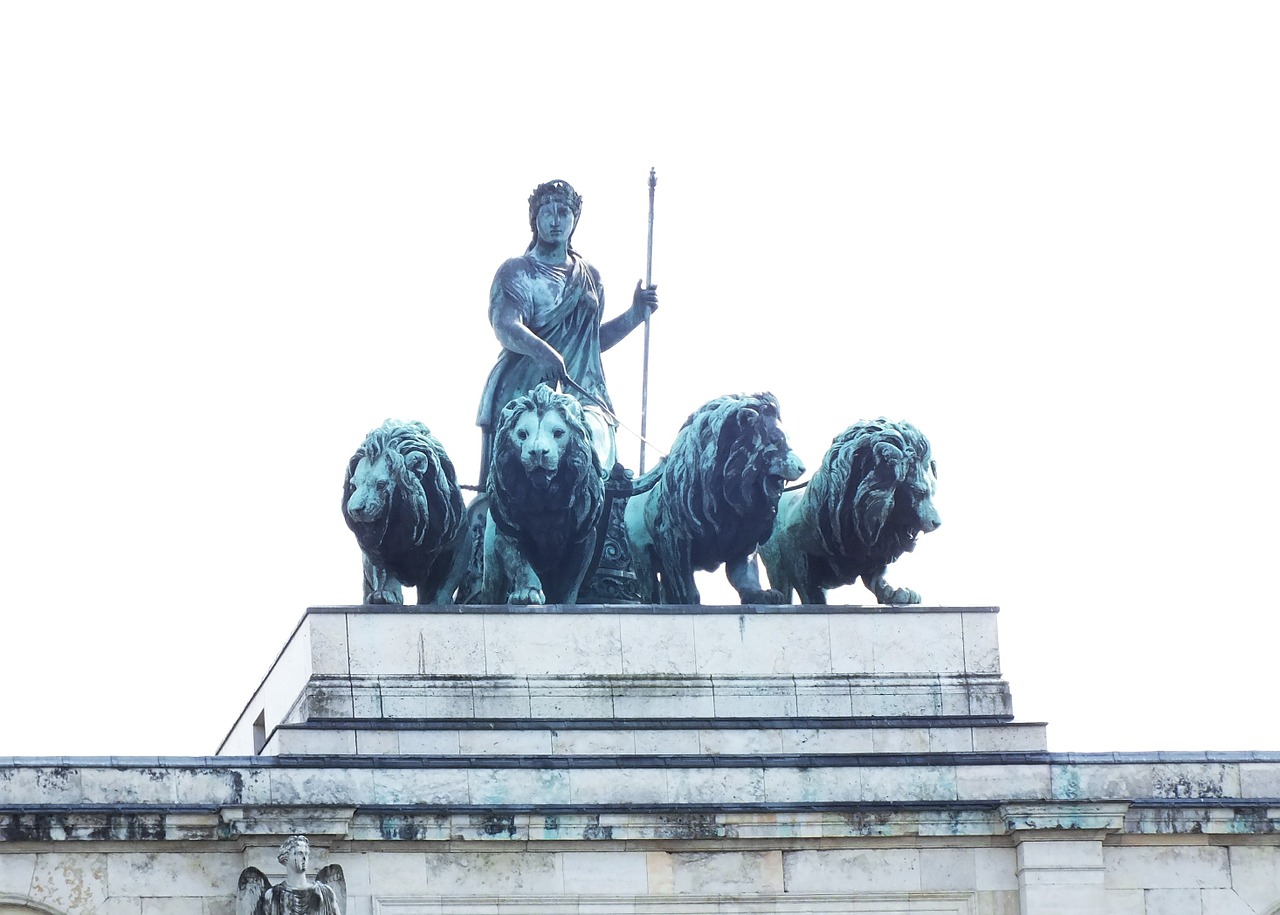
<box><xmin>999</xmin><ymin>801</ymin><xmax>1129</xmax><ymax>836</ymax></box>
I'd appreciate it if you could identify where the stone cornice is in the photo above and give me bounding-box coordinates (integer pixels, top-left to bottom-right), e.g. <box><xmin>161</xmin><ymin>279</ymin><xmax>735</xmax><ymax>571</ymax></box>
<box><xmin>4</xmin><ymin>800</ymin><xmax>1279</xmax><ymax>843</ymax></box>
<box><xmin>999</xmin><ymin>801</ymin><xmax>1129</xmax><ymax>834</ymax></box>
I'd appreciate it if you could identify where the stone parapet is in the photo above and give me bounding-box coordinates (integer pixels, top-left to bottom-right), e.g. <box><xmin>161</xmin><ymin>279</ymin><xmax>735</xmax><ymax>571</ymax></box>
<box><xmin>266</xmin><ymin>719</ymin><xmax>1049</xmax><ymax>756</ymax></box>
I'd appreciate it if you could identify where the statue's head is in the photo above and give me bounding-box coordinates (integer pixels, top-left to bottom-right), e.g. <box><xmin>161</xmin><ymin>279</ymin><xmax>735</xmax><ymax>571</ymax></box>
<box><xmin>527</xmin><ymin>179</ymin><xmax>582</xmax><ymax>252</ymax></box>
<box><xmin>278</xmin><ymin>835</ymin><xmax>310</xmax><ymax>871</ymax></box>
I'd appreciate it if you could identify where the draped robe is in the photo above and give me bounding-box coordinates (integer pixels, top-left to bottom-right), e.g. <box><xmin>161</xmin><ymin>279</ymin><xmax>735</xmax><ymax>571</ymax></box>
<box><xmin>264</xmin><ymin>882</ymin><xmax>340</xmax><ymax>915</ymax></box>
<box><xmin>477</xmin><ymin>254</ymin><xmax>614</xmax><ymax>474</ymax></box>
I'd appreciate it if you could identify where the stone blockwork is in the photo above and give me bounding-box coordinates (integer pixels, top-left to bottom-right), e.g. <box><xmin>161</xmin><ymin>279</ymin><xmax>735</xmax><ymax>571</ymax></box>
<box><xmin>3</xmin><ymin>605</ymin><xmax>1279</xmax><ymax>915</ymax></box>
<box><xmin>3</xmin><ymin>827</ymin><xmax>1280</xmax><ymax>915</ymax></box>
<box><xmin>220</xmin><ymin>606</ymin><xmax>1015</xmax><ymax>756</ymax></box>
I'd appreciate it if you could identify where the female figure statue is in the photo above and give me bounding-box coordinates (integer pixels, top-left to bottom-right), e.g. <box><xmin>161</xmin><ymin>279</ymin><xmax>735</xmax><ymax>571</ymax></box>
<box><xmin>237</xmin><ymin>835</ymin><xmax>345</xmax><ymax>915</ymax></box>
<box><xmin>476</xmin><ymin>179</ymin><xmax>658</xmax><ymax>482</ymax></box>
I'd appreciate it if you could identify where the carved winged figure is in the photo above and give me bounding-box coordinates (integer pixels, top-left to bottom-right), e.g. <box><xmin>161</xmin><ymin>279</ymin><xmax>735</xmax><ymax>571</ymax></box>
<box><xmin>238</xmin><ymin>836</ymin><xmax>346</xmax><ymax>915</ymax></box>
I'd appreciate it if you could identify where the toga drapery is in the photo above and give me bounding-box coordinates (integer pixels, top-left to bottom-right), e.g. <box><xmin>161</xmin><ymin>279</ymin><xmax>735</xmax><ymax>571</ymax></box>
<box><xmin>476</xmin><ymin>253</ymin><xmax>614</xmax><ymax>462</ymax></box>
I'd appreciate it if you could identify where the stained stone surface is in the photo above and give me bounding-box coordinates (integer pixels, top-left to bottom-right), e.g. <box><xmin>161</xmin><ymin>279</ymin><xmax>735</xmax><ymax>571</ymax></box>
<box><xmin>219</xmin><ymin>605</ymin><xmax>1013</xmax><ymax>756</ymax></box>
<box><xmin>3</xmin><ymin>603</ymin><xmax>1280</xmax><ymax>915</ymax></box>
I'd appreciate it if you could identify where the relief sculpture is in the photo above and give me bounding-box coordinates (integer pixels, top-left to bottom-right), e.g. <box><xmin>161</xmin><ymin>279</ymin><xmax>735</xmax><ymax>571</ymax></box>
<box><xmin>238</xmin><ymin>835</ymin><xmax>345</xmax><ymax>915</ymax></box>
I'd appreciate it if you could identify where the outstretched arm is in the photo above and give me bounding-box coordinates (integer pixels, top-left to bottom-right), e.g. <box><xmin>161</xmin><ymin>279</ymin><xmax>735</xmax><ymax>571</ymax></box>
<box><xmin>601</xmin><ymin>280</ymin><xmax>658</xmax><ymax>351</ymax></box>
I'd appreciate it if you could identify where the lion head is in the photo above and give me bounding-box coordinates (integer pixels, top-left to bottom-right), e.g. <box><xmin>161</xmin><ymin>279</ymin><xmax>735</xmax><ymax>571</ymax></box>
<box><xmin>489</xmin><ymin>384</ymin><xmax>603</xmax><ymax>542</ymax></box>
<box><xmin>343</xmin><ymin>420</ymin><xmax>465</xmax><ymax>567</ymax></box>
<box><xmin>815</xmin><ymin>418</ymin><xmax>940</xmax><ymax>565</ymax></box>
<box><xmin>658</xmin><ymin>392</ymin><xmax>805</xmax><ymax>557</ymax></box>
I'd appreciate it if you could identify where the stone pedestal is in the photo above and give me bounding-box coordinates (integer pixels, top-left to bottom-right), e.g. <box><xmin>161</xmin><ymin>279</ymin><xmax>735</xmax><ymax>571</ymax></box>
<box><xmin>219</xmin><ymin>604</ymin><xmax>1035</xmax><ymax>760</ymax></box>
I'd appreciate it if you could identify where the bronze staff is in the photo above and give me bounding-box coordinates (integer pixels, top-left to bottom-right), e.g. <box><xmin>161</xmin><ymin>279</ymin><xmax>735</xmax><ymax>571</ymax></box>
<box><xmin>640</xmin><ymin>167</ymin><xmax>656</xmax><ymax>473</ymax></box>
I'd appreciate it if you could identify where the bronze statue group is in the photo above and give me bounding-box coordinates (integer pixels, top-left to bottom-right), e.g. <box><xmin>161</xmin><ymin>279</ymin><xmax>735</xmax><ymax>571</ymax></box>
<box><xmin>343</xmin><ymin>180</ymin><xmax>941</xmax><ymax>608</ymax></box>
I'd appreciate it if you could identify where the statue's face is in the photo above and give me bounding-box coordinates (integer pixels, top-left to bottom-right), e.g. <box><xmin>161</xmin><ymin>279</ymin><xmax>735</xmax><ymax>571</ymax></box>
<box><xmin>535</xmin><ymin>200</ymin><xmax>575</xmax><ymax>246</ymax></box>
<box><xmin>285</xmin><ymin>841</ymin><xmax>309</xmax><ymax>873</ymax></box>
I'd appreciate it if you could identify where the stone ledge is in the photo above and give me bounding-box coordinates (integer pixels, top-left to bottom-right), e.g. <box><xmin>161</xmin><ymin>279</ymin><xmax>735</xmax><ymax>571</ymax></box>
<box><xmin>370</xmin><ymin>892</ymin><xmax>979</xmax><ymax>915</ymax></box>
<box><xmin>4</xmin><ymin>760</ymin><xmax>1279</xmax><ymax>811</ymax></box>
<box><xmin>304</xmin><ymin>604</ymin><xmax>1003</xmax><ymax>615</ymax></box>
<box><xmin>290</xmin><ymin>675</ymin><xmax>1014</xmax><ymax>733</ymax></box>
<box><xmin>5</xmin><ymin>751</ymin><xmax>1280</xmax><ymax>768</ymax></box>
<box><xmin>1000</xmin><ymin>801</ymin><xmax>1129</xmax><ymax>832</ymax></box>
<box><xmin>292</xmin><ymin>715</ymin><xmax>1024</xmax><ymax>729</ymax></box>
<box><xmin>268</xmin><ymin>721</ymin><xmax>1049</xmax><ymax>757</ymax></box>
<box><xmin>240</xmin><ymin>751</ymin><xmax>1053</xmax><ymax>768</ymax></box>
<box><xmin>6</xmin><ymin>802</ymin><xmax>1277</xmax><ymax>843</ymax></box>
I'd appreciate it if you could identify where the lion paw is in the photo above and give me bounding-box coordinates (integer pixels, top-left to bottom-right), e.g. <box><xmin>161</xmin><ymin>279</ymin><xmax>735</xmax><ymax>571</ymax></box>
<box><xmin>507</xmin><ymin>588</ymin><xmax>546</xmax><ymax>605</ymax></box>
<box><xmin>881</xmin><ymin>587</ymin><xmax>921</xmax><ymax>605</ymax></box>
<box><xmin>739</xmin><ymin>588</ymin><xmax>787</xmax><ymax>605</ymax></box>
<box><xmin>367</xmin><ymin>589</ymin><xmax>404</xmax><ymax>605</ymax></box>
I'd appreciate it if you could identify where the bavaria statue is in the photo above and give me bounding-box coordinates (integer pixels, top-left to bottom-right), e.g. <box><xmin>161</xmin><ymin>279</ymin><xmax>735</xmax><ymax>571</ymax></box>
<box><xmin>342</xmin><ymin>174</ymin><xmax>940</xmax><ymax>606</ymax></box>
<box><xmin>477</xmin><ymin>178</ymin><xmax>658</xmax><ymax>483</ymax></box>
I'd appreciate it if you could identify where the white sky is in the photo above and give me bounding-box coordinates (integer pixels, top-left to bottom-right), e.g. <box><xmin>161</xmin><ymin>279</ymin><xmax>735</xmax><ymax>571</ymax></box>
<box><xmin>1</xmin><ymin>3</ymin><xmax>1277</xmax><ymax>757</ymax></box>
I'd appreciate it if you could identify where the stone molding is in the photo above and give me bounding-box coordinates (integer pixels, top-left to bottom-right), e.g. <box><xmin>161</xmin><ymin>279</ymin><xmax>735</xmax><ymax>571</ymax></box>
<box><xmin>5</xmin><ymin>802</ymin><xmax>1279</xmax><ymax>844</ymax></box>
<box><xmin>294</xmin><ymin>674</ymin><xmax>1013</xmax><ymax>725</ymax></box>
<box><xmin>3</xmin><ymin>760</ymin><xmax>1279</xmax><ymax>812</ymax></box>
<box><xmin>219</xmin><ymin>804</ymin><xmax>356</xmax><ymax>836</ymax></box>
<box><xmin>999</xmin><ymin>802</ymin><xmax>1129</xmax><ymax>834</ymax></box>
<box><xmin>268</xmin><ymin>720</ymin><xmax>1048</xmax><ymax>757</ymax></box>
<box><xmin>303</xmin><ymin>605</ymin><xmax>1003</xmax><ymax>616</ymax></box>
<box><xmin>371</xmin><ymin>893</ymin><xmax>978</xmax><ymax>915</ymax></box>
<box><xmin>0</xmin><ymin>897</ymin><xmax>69</xmax><ymax>915</ymax></box>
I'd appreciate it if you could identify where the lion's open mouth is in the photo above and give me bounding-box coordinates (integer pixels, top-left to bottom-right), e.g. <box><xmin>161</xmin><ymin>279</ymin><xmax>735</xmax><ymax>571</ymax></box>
<box><xmin>764</xmin><ymin>474</ymin><xmax>787</xmax><ymax>498</ymax></box>
<box><xmin>528</xmin><ymin>467</ymin><xmax>557</xmax><ymax>490</ymax></box>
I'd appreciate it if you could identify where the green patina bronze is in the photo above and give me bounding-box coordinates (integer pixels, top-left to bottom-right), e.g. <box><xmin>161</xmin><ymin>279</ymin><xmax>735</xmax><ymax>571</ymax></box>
<box><xmin>341</xmin><ymin>420</ymin><xmax>467</xmax><ymax>605</ymax></box>
<box><xmin>476</xmin><ymin>179</ymin><xmax>657</xmax><ymax>487</ymax></box>
<box><xmin>480</xmin><ymin>383</ymin><xmax>605</xmax><ymax>605</ymax></box>
<box><xmin>758</xmin><ymin>418</ymin><xmax>940</xmax><ymax>605</ymax></box>
<box><xmin>624</xmin><ymin>393</ymin><xmax>805</xmax><ymax>605</ymax></box>
<box><xmin>341</xmin><ymin>176</ymin><xmax>944</xmax><ymax>608</ymax></box>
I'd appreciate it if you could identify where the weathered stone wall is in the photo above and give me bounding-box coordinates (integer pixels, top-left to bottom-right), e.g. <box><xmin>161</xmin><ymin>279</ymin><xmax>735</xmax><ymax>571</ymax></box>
<box><xmin>4</xmin><ymin>606</ymin><xmax>1278</xmax><ymax>915</ymax></box>
<box><xmin>3</xmin><ymin>838</ymin><xmax>1280</xmax><ymax>914</ymax></box>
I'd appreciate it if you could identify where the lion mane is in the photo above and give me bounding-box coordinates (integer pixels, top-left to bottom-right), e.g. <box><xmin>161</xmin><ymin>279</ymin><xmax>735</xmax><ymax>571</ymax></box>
<box><xmin>483</xmin><ymin>384</ymin><xmax>604</xmax><ymax>604</ymax></box>
<box><xmin>625</xmin><ymin>392</ymin><xmax>805</xmax><ymax>605</ymax></box>
<box><xmin>342</xmin><ymin>419</ymin><xmax>466</xmax><ymax>604</ymax></box>
<box><xmin>760</xmin><ymin>418</ymin><xmax>940</xmax><ymax>605</ymax></box>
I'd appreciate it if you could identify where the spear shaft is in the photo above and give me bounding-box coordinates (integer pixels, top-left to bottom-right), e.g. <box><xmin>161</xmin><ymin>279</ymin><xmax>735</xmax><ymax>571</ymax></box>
<box><xmin>640</xmin><ymin>167</ymin><xmax>656</xmax><ymax>473</ymax></box>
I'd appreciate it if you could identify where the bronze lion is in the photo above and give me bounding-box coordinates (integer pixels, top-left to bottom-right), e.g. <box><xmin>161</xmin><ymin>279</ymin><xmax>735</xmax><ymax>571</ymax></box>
<box><xmin>482</xmin><ymin>384</ymin><xmax>605</xmax><ymax>604</ymax></box>
<box><xmin>624</xmin><ymin>392</ymin><xmax>805</xmax><ymax>605</ymax></box>
<box><xmin>759</xmin><ymin>418</ymin><xmax>939</xmax><ymax>604</ymax></box>
<box><xmin>342</xmin><ymin>420</ymin><xmax>466</xmax><ymax>604</ymax></box>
